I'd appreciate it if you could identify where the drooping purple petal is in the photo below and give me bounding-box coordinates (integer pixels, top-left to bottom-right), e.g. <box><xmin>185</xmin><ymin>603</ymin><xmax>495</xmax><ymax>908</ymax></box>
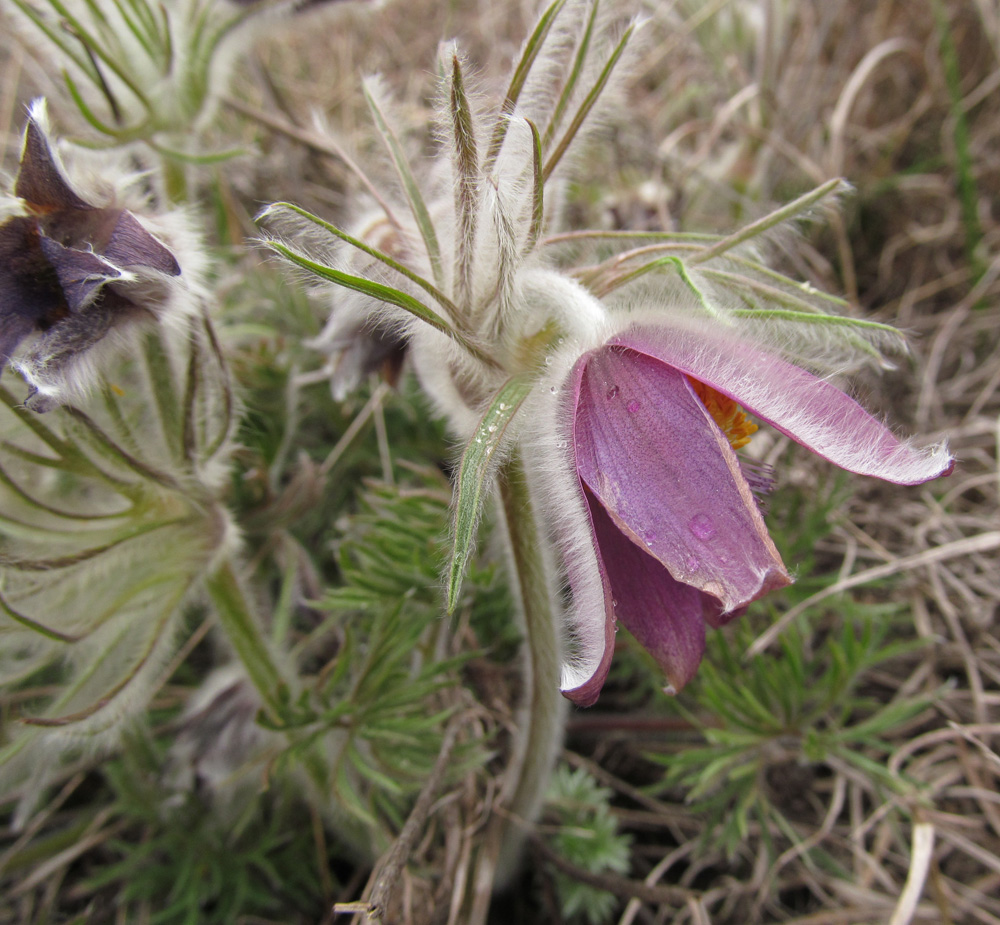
<box><xmin>557</xmin><ymin>359</ymin><xmax>620</xmax><ymax>707</ymax></box>
<box><xmin>105</xmin><ymin>211</ymin><xmax>180</xmax><ymax>276</ymax></box>
<box><xmin>38</xmin><ymin>236</ymin><xmax>120</xmax><ymax>312</ymax></box>
<box><xmin>613</xmin><ymin>325</ymin><xmax>954</xmax><ymax>485</ymax></box>
<box><xmin>0</xmin><ymin>217</ymin><xmax>67</xmax><ymax>362</ymax></box>
<box><xmin>573</xmin><ymin>345</ymin><xmax>790</xmax><ymax>614</ymax></box>
<box><xmin>583</xmin><ymin>483</ymin><xmax>707</xmax><ymax>693</ymax></box>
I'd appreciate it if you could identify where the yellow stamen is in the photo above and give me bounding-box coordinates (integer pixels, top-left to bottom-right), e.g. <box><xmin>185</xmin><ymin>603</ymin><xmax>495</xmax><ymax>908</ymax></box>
<box><xmin>687</xmin><ymin>377</ymin><xmax>757</xmax><ymax>450</ymax></box>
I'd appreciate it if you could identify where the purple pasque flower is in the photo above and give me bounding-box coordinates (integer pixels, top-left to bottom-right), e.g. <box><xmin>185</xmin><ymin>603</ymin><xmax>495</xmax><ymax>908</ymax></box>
<box><xmin>555</xmin><ymin>321</ymin><xmax>954</xmax><ymax>707</ymax></box>
<box><xmin>0</xmin><ymin>101</ymin><xmax>185</xmax><ymax>411</ymax></box>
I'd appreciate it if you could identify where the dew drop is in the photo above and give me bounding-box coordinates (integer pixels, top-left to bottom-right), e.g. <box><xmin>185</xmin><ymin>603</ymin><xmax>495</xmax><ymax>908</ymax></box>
<box><xmin>488</xmin><ymin>424</ymin><xmax>498</xmax><ymax>433</ymax></box>
<box><xmin>689</xmin><ymin>513</ymin><xmax>715</xmax><ymax>540</ymax></box>
<box><xmin>685</xmin><ymin>555</ymin><xmax>699</xmax><ymax>570</ymax></box>
<box><xmin>550</xmin><ymin>386</ymin><xmax>557</xmax><ymax>394</ymax></box>
<box><xmin>626</xmin><ymin>400</ymin><xmax>641</xmax><ymax>414</ymax></box>
<box><xmin>544</xmin><ymin>356</ymin><xmax>553</xmax><ymax>366</ymax></box>
<box><xmin>475</xmin><ymin>437</ymin><xmax>482</xmax><ymax>444</ymax></box>
<box><xmin>606</xmin><ymin>385</ymin><xmax>620</xmax><ymax>400</ymax></box>
<box><xmin>498</xmin><ymin>402</ymin><xmax>507</xmax><ymax>411</ymax></box>
<box><xmin>643</xmin><ymin>530</ymin><xmax>657</xmax><ymax>547</ymax></box>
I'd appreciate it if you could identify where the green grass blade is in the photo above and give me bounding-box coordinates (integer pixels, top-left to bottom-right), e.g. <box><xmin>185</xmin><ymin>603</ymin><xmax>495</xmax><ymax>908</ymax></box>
<box><xmin>446</xmin><ymin>375</ymin><xmax>533</xmax><ymax>614</ymax></box>
<box><xmin>932</xmin><ymin>0</ymin><xmax>986</xmax><ymax>290</ymax></box>
<box><xmin>542</xmin><ymin>0</ymin><xmax>599</xmax><ymax>151</ymax></box>
<box><xmin>543</xmin><ymin>19</ymin><xmax>636</xmax><ymax>181</ymax></box>
<box><xmin>0</xmin><ymin>589</ymin><xmax>81</xmax><ymax>642</ymax></box>
<box><xmin>44</xmin><ymin>0</ymin><xmax>152</xmax><ymax>108</ymax></box>
<box><xmin>260</xmin><ymin>202</ymin><xmax>460</xmax><ymax>319</ymax></box>
<box><xmin>523</xmin><ymin>119</ymin><xmax>544</xmax><ymax>254</ymax></box>
<box><xmin>596</xmin><ymin>254</ymin><xmax>724</xmax><ymax>319</ymax></box>
<box><xmin>484</xmin><ymin>0</ymin><xmax>569</xmax><ymax>168</ymax></box>
<box><xmin>363</xmin><ymin>80</ymin><xmax>445</xmax><ymax>289</ymax></box>
<box><xmin>62</xmin><ymin>69</ymin><xmax>128</xmax><ymax>137</ymax></box>
<box><xmin>449</xmin><ymin>54</ymin><xmax>480</xmax><ymax>308</ymax></box>
<box><xmin>264</xmin><ymin>241</ymin><xmax>492</xmax><ymax>367</ymax></box>
<box><xmin>8</xmin><ymin>0</ymin><xmax>97</xmax><ymax>80</ymax></box>
<box><xmin>688</xmin><ymin>179</ymin><xmax>845</xmax><ymax>265</ymax></box>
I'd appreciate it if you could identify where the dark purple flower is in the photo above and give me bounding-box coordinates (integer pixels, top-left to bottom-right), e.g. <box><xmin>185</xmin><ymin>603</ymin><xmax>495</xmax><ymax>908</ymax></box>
<box><xmin>558</xmin><ymin>323</ymin><xmax>954</xmax><ymax>706</ymax></box>
<box><xmin>0</xmin><ymin>103</ymin><xmax>181</xmax><ymax>410</ymax></box>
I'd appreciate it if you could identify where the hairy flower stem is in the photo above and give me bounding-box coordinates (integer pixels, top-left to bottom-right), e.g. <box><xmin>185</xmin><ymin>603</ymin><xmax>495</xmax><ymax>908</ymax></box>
<box><xmin>204</xmin><ymin>558</ymin><xmax>289</xmax><ymax>725</ymax></box>
<box><xmin>469</xmin><ymin>453</ymin><xmax>566</xmax><ymax>916</ymax></box>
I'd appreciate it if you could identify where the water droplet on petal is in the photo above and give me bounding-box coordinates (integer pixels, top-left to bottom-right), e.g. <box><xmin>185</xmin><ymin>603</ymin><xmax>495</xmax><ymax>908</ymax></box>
<box><xmin>612</xmin><ymin>599</ymin><xmax>618</xmax><ymax>609</ymax></box>
<box><xmin>475</xmin><ymin>437</ymin><xmax>482</xmax><ymax>444</ymax></box>
<box><xmin>686</xmin><ymin>555</ymin><xmax>699</xmax><ymax>570</ymax></box>
<box><xmin>488</xmin><ymin>424</ymin><xmax>497</xmax><ymax>433</ymax></box>
<box><xmin>689</xmin><ymin>513</ymin><xmax>715</xmax><ymax>540</ymax></box>
<box><xmin>606</xmin><ymin>385</ymin><xmax>620</xmax><ymax>400</ymax></box>
<box><xmin>626</xmin><ymin>400</ymin><xmax>641</xmax><ymax>413</ymax></box>
<box><xmin>550</xmin><ymin>386</ymin><xmax>558</xmax><ymax>394</ymax></box>
<box><xmin>498</xmin><ymin>402</ymin><xmax>507</xmax><ymax>411</ymax></box>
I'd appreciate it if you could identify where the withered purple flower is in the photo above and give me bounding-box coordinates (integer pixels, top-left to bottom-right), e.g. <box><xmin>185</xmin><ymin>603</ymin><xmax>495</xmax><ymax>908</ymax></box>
<box><xmin>0</xmin><ymin>102</ymin><xmax>182</xmax><ymax>411</ymax></box>
<box><xmin>555</xmin><ymin>323</ymin><xmax>955</xmax><ymax>707</ymax></box>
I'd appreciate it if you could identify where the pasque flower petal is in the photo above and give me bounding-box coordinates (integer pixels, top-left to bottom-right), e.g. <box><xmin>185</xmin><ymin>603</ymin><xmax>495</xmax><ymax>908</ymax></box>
<box><xmin>573</xmin><ymin>345</ymin><xmax>791</xmax><ymax>614</ymax></box>
<box><xmin>613</xmin><ymin>325</ymin><xmax>954</xmax><ymax>485</ymax></box>
<box><xmin>582</xmin><ymin>482</ymin><xmax>707</xmax><ymax>695</ymax></box>
<box><xmin>15</xmin><ymin>115</ymin><xmax>91</xmax><ymax>211</ymax></box>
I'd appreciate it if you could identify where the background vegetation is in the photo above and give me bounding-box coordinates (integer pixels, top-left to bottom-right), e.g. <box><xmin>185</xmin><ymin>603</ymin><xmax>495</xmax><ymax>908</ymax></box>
<box><xmin>0</xmin><ymin>0</ymin><xmax>997</xmax><ymax>923</ymax></box>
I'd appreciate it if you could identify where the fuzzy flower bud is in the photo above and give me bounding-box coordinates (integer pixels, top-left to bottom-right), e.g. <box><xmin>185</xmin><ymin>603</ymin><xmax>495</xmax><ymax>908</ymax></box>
<box><xmin>0</xmin><ymin>101</ymin><xmax>203</xmax><ymax>411</ymax></box>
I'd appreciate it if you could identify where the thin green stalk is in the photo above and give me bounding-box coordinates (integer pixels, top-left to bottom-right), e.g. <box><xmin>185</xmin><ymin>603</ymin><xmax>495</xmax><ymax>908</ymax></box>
<box><xmin>932</xmin><ymin>0</ymin><xmax>986</xmax><ymax>292</ymax></box>
<box><xmin>688</xmin><ymin>178</ymin><xmax>844</xmax><ymax>265</ymax></box>
<box><xmin>467</xmin><ymin>453</ymin><xmax>566</xmax><ymax>918</ymax></box>
<box><xmin>204</xmin><ymin>558</ymin><xmax>289</xmax><ymax>725</ymax></box>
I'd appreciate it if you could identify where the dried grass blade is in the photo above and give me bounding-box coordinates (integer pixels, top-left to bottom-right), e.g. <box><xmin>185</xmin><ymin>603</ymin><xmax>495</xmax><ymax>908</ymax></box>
<box><xmin>748</xmin><ymin>531</ymin><xmax>1000</xmax><ymax>657</ymax></box>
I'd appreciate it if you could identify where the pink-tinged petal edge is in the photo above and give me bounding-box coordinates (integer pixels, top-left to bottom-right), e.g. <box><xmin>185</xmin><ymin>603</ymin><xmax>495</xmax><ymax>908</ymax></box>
<box><xmin>560</xmin><ymin>359</ymin><xmax>618</xmax><ymax>707</ymax></box>
<box><xmin>613</xmin><ymin>325</ymin><xmax>954</xmax><ymax>486</ymax></box>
